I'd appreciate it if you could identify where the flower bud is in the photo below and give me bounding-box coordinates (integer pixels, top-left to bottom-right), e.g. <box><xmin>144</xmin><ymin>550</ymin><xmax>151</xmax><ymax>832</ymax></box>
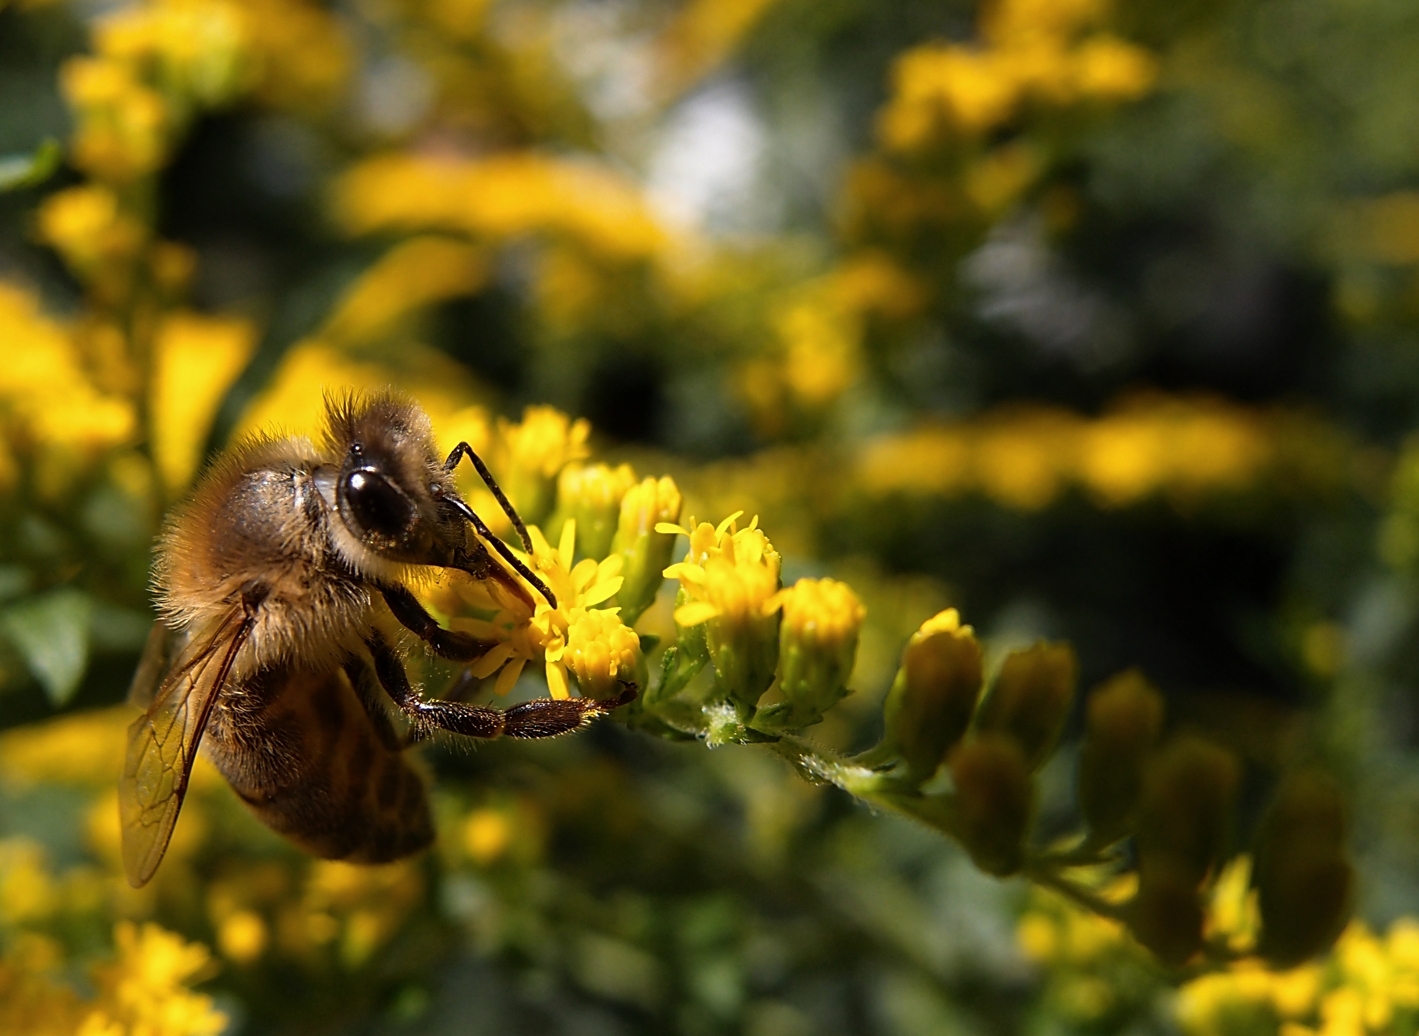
<box><xmin>1129</xmin><ymin>861</ymin><xmax>1204</xmax><ymax>967</ymax></box>
<box><xmin>564</xmin><ymin>607</ymin><xmax>648</xmax><ymax>701</ymax></box>
<box><xmin>1078</xmin><ymin>669</ymin><xmax>1164</xmax><ymax>846</ymax></box>
<box><xmin>948</xmin><ymin>734</ymin><xmax>1034</xmax><ymax>876</ymax></box>
<box><xmin>612</xmin><ymin>475</ymin><xmax>682</xmax><ymax>623</ymax></box>
<box><xmin>755</xmin><ymin>578</ymin><xmax>865</xmax><ymax>730</ymax></box>
<box><xmin>497</xmin><ymin>406</ymin><xmax>591</xmax><ymax>526</ymax></box>
<box><xmin>976</xmin><ymin>641</ymin><xmax>1077</xmax><ymax>771</ymax></box>
<box><xmin>880</xmin><ymin>610</ymin><xmax>983</xmax><ymax>782</ymax></box>
<box><xmin>1255</xmin><ymin>772</ymin><xmax>1354</xmax><ymax>967</ymax></box>
<box><xmin>549</xmin><ymin>463</ymin><xmax>638</xmax><ymax>561</ymax></box>
<box><xmin>1135</xmin><ymin>735</ymin><xmax>1240</xmax><ymax>890</ymax></box>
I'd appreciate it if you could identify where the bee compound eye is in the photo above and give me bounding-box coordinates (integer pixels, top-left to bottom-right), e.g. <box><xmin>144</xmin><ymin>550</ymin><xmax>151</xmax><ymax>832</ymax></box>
<box><xmin>342</xmin><ymin>469</ymin><xmax>416</xmax><ymax>542</ymax></box>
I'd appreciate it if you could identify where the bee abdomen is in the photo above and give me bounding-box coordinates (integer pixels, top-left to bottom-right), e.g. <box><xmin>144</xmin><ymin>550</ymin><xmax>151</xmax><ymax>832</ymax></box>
<box><xmin>206</xmin><ymin>664</ymin><xmax>434</xmax><ymax>863</ymax></box>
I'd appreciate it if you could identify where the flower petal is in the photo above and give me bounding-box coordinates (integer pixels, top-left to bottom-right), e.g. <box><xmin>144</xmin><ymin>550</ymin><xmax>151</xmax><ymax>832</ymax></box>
<box><xmin>467</xmin><ymin>643</ymin><xmax>514</xmax><ymax>679</ymax></box>
<box><xmin>675</xmin><ymin>601</ymin><xmax>721</xmax><ymax>627</ymax></box>
<box><xmin>493</xmin><ymin>658</ymin><xmax>526</xmax><ymax>696</ymax></box>
<box><xmin>546</xmin><ymin>660</ymin><xmax>570</xmax><ymax>699</ymax></box>
<box><xmin>715</xmin><ymin>510</ymin><xmax>745</xmax><ymax>537</ymax></box>
<box><xmin>570</xmin><ymin>557</ymin><xmax>599</xmax><ymax>593</ymax></box>
<box><xmin>558</xmin><ymin>518</ymin><xmax>577</xmax><ymax>571</ymax></box>
<box><xmin>582</xmin><ymin>576</ymin><xmax>624</xmax><ymax>607</ymax></box>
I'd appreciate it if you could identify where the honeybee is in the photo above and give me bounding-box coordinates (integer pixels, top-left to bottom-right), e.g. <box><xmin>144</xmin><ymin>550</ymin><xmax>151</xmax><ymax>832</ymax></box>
<box><xmin>120</xmin><ymin>392</ymin><xmax>632</xmax><ymax>888</ymax></box>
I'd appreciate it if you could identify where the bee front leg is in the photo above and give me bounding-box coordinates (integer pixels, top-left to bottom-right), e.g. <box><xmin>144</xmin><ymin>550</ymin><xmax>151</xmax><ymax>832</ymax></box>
<box><xmin>380</xmin><ymin>584</ymin><xmax>500</xmax><ymax>663</ymax></box>
<box><xmin>366</xmin><ymin>633</ymin><xmax>633</xmax><ymax>743</ymax></box>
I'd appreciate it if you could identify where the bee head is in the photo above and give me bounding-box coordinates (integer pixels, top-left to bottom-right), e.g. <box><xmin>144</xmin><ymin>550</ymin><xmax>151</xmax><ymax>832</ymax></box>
<box><xmin>325</xmin><ymin>393</ymin><xmax>463</xmax><ymax>568</ymax></box>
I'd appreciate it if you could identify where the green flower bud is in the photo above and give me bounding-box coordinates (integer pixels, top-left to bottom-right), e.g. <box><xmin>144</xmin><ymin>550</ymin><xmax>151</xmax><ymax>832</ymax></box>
<box><xmin>1135</xmin><ymin>735</ymin><xmax>1240</xmax><ymax>889</ymax></box>
<box><xmin>1129</xmin><ymin>861</ymin><xmax>1204</xmax><ymax>967</ymax></box>
<box><xmin>1078</xmin><ymin>669</ymin><xmax>1164</xmax><ymax>846</ymax></box>
<box><xmin>1255</xmin><ymin>771</ymin><xmax>1354</xmax><ymax>967</ymax></box>
<box><xmin>611</xmin><ymin>475</ymin><xmax>683</xmax><ymax>624</ymax></box>
<box><xmin>754</xmin><ymin>578</ymin><xmax>866</xmax><ymax>730</ymax></box>
<box><xmin>948</xmin><ymin>734</ymin><xmax>1034</xmax><ymax>876</ymax></box>
<box><xmin>976</xmin><ymin>641</ymin><xmax>1077</xmax><ymax>770</ymax></box>
<box><xmin>549</xmin><ymin>463</ymin><xmax>639</xmax><ymax>561</ymax></box>
<box><xmin>880</xmin><ymin>609</ymin><xmax>983</xmax><ymax>783</ymax></box>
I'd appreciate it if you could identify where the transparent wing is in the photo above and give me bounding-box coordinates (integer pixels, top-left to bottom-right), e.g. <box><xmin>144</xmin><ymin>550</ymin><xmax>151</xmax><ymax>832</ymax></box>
<box><xmin>119</xmin><ymin>606</ymin><xmax>254</xmax><ymax>888</ymax></box>
<box><xmin>126</xmin><ymin>620</ymin><xmax>187</xmax><ymax>710</ymax></box>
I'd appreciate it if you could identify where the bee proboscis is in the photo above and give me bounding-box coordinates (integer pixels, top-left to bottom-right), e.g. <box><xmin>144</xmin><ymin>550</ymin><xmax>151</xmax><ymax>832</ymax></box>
<box><xmin>120</xmin><ymin>392</ymin><xmax>632</xmax><ymax>887</ymax></box>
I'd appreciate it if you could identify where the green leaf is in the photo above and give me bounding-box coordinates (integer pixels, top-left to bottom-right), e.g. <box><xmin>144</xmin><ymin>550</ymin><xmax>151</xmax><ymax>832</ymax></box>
<box><xmin>0</xmin><ymin>138</ymin><xmax>62</xmax><ymax>192</ymax></box>
<box><xmin>1</xmin><ymin>588</ymin><xmax>93</xmax><ymax>706</ymax></box>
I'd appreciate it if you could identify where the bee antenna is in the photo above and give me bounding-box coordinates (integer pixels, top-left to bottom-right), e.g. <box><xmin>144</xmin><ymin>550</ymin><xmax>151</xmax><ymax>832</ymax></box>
<box><xmin>442</xmin><ymin>443</ymin><xmax>534</xmax><ymax>555</ymax></box>
<box><xmin>445</xmin><ymin>494</ymin><xmax>558</xmax><ymax>610</ymax></box>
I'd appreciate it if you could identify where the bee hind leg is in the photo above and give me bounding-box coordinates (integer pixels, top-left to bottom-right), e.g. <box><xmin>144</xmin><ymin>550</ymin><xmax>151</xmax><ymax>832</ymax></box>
<box><xmin>366</xmin><ymin>633</ymin><xmax>633</xmax><ymax>743</ymax></box>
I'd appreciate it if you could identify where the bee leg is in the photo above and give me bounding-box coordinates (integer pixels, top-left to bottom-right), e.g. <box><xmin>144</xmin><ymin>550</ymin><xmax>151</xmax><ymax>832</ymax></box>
<box><xmin>367</xmin><ymin>633</ymin><xmax>635</xmax><ymax>742</ymax></box>
<box><xmin>380</xmin><ymin>584</ymin><xmax>500</xmax><ymax>663</ymax></box>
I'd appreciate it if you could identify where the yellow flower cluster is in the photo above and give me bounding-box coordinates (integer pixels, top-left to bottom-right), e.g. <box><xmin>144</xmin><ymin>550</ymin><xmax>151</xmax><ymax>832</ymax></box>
<box><xmin>738</xmin><ymin>252</ymin><xmax>928</xmax><ymax>429</ymax></box>
<box><xmin>857</xmin><ymin>394</ymin><xmax>1345</xmax><ymax>511</ymax></box>
<box><xmin>450</xmin><ymin>519</ymin><xmax>642</xmax><ymax>700</ymax></box>
<box><xmin>877</xmin><ymin>0</ymin><xmax>1158</xmax><ymax>150</ymax></box>
<box><xmin>1177</xmin><ymin>920</ymin><xmax>1419</xmax><ymax>1036</ymax></box>
<box><xmin>0</xmin><ymin>284</ymin><xmax>136</xmax><ymax>495</ymax></box>
<box><xmin>59</xmin><ymin>0</ymin><xmax>347</xmax><ymax>182</ymax></box>
<box><xmin>423</xmin><ymin>430</ymin><xmax>679</xmax><ymax>705</ymax></box>
<box><xmin>0</xmin><ymin>913</ymin><xmax>225</xmax><ymax>1036</ymax></box>
<box><xmin>332</xmin><ymin>153</ymin><xmax>671</xmax><ymax>263</ymax></box>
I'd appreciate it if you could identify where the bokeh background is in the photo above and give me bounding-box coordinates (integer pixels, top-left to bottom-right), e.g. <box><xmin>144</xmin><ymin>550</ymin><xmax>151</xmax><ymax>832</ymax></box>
<box><xmin>4</xmin><ymin>0</ymin><xmax>1419</xmax><ymax>1032</ymax></box>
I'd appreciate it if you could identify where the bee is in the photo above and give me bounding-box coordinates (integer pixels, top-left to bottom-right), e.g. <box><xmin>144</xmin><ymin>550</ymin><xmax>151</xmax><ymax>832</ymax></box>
<box><xmin>120</xmin><ymin>392</ymin><xmax>632</xmax><ymax>888</ymax></box>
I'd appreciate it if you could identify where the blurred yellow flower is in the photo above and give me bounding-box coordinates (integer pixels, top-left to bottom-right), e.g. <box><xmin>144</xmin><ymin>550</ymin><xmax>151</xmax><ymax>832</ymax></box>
<box><xmin>150</xmin><ymin>311</ymin><xmax>255</xmax><ymax>493</ymax></box>
<box><xmin>876</xmin><ymin>0</ymin><xmax>1156</xmax><ymax>150</ymax></box>
<box><xmin>62</xmin><ymin>56</ymin><xmax>170</xmax><ymax>180</ymax></box>
<box><xmin>333</xmin><ymin>153</ymin><xmax>670</xmax><ymax>262</ymax></box>
<box><xmin>86</xmin><ymin>922</ymin><xmax>226</xmax><ymax>1036</ymax></box>
<box><xmin>321</xmin><ymin>236</ymin><xmax>491</xmax><ymax>347</ymax></box>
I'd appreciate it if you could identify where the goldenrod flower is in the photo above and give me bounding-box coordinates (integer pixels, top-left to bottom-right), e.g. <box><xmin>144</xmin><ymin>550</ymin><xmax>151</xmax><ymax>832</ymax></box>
<box><xmin>454</xmin><ymin>519</ymin><xmax>635</xmax><ymax>700</ymax></box>
<box><xmin>611</xmin><ymin>475</ymin><xmax>683</xmax><ymax>623</ymax></box>
<box><xmin>564</xmin><ymin>606</ymin><xmax>647</xmax><ymax>701</ymax></box>
<box><xmin>35</xmin><ymin>186</ymin><xmax>145</xmax><ymax>284</ymax></box>
<box><xmin>661</xmin><ymin>512</ymin><xmax>782</xmax><ymax>712</ymax></box>
<box><xmin>86</xmin><ymin>922</ymin><xmax>226</xmax><ymax>1036</ymax></box>
<box><xmin>62</xmin><ymin>57</ymin><xmax>170</xmax><ymax>181</ymax></box>
<box><xmin>96</xmin><ymin>0</ymin><xmax>251</xmax><ymax>110</ymax></box>
<box><xmin>495</xmin><ymin>406</ymin><xmax>592</xmax><ymax>526</ymax></box>
<box><xmin>756</xmin><ymin>578</ymin><xmax>865</xmax><ymax>730</ymax></box>
<box><xmin>550</xmin><ymin>462</ymin><xmax>639</xmax><ymax>560</ymax></box>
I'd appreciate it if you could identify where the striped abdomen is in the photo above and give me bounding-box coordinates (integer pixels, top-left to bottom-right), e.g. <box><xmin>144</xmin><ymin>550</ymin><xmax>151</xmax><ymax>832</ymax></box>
<box><xmin>204</xmin><ymin>660</ymin><xmax>433</xmax><ymax>863</ymax></box>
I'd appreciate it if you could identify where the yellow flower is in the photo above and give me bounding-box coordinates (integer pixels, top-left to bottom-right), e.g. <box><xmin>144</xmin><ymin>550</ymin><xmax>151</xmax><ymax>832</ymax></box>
<box><xmin>150</xmin><ymin>311</ymin><xmax>256</xmax><ymax>493</ymax></box>
<box><xmin>492</xmin><ymin>405</ymin><xmax>592</xmax><ymax>526</ymax></box>
<box><xmin>564</xmin><ymin>606</ymin><xmax>647</xmax><ymax>701</ymax></box>
<box><xmin>35</xmin><ymin>186</ymin><xmax>145</xmax><ymax>282</ymax></box>
<box><xmin>86</xmin><ymin>922</ymin><xmax>226</xmax><ymax>1036</ymax></box>
<box><xmin>62</xmin><ymin>57</ymin><xmax>170</xmax><ymax>180</ymax></box>
<box><xmin>661</xmin><ymin>512</ymin><xmax>782</xmax><ymax>711</ymax></box>
<box><xmin>332</xmin><ymin>153</ymin><xmax>670</xmax><ymax>262</ymax></box>
<box><xmin>550</xmin><ymin>462</ymin><xmax>640</xmax><ymax>560</ymax></box>
<box><xmin>455</xmin><ymin>519</ymin><xmax>635</xmax><ymax>701</ymax></box>
<box><xmin>96</xmin><ymin>0</ymin><xmax>251</xmax><ymax>109</ymax></box>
